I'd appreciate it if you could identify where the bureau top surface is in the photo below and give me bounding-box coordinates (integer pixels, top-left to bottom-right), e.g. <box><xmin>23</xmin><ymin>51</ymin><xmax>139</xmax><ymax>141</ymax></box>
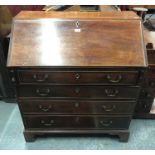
<box><xmin>7</xmin><ymin>11</ymin><xmax>147</xmax><ymax>67</ymax></box>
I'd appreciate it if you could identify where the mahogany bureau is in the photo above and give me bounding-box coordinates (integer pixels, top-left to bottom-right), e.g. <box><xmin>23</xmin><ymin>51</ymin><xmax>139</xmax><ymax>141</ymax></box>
<box><xmin>7</xmin><ymin>11</ymin><xmax>147</xmax><ymax>142</ymax></box>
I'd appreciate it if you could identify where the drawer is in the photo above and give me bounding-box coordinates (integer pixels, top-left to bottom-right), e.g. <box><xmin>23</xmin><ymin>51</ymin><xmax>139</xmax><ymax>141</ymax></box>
<box><xmin>18</xmin><ymin>85</ymin><xmax>140</xmax><ymax>99</ymax></box>
<box><xmin>24</xmin><ymin>115</ymin><xmax>131</xmax><ymax>129</ymax></box>
<box><xmin>19</xmin><ymin>100</ymin><xmax>136</xmax><ymax>114</ymax></box>
<box><xmin>18</xmin><ymin>70</ymin><xmax>138</xmax><ymax>85</ymax></box>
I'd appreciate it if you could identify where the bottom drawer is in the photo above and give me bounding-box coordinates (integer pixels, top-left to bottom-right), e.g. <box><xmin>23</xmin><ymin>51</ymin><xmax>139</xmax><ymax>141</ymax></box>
<box><xmin>24</xmin><ymin>115</ymin><xmax>131</xmax><ymax>129</ymax></box>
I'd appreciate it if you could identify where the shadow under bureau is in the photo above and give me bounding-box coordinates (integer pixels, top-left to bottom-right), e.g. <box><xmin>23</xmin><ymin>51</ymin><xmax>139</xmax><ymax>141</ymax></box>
<box><xmin>7</xmin><ymin>11</ymin><xmax>147</xmax><ymax>142</ymax></box>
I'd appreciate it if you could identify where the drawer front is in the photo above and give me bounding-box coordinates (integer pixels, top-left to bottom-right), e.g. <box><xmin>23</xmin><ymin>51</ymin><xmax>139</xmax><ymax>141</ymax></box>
<box><xmin>19</xmin><ymin>100</ymin><xmax>136</xmax><ymax>114</ymax></box>
<box><xmin>18</xmin><ymin>70</ymin><xmax>138</xmax><ymax>85</ymax></box>
<box><xmin>24</xmin><ymin>115</ymin><xmax>131</xmax><ymax>129</ymax></box>
<box><xmin>18</xmin><ymin>85</ymin><xmax>140</xmax><ymax>99</ymax></box>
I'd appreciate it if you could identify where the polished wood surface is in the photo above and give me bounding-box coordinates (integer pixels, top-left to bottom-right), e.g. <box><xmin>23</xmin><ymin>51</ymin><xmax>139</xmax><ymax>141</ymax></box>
<box><xmin>18</xmin><ymin>70</ymin><xmax>138</xmax><ymax>85</ymax></box>
<box><xmin>7</xmin><ymin>11</ymin><xmax>146</xmax><ymax>67</ymax></box>
<box><xmin>17</xmin><ymin>85</ymin><xmax>140</xmax><ymax>99</ymax></box>
<box><xmin>14</xmin><ymin>11</ymin><xmax>139</xmax><ymax>19</ymax></box>
<box><xmin>24</xmin><ymin>115</ymin><xmax>131</xmax><ymax>129</ymax></box>
<box><xmin>19</xmin><ymin>100</ymin><xmax>136</xmax><ymax>114</ymax></box>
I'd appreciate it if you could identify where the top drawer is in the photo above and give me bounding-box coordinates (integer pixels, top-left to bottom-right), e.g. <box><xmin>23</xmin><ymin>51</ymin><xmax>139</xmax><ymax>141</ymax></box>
<box><xmin>17</xmin><ymin>70</ymin><xmax>138</xmax><ymax>85</ymax></box>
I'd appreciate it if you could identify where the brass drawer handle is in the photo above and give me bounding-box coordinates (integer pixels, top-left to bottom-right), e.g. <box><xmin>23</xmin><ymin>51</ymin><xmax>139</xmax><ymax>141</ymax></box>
<box><xmin>39</xmin><ymin>105</ymin><xmax>52</xmax><ymax>112</ymax></box>
<box><xmin>36</xmin><ymin>88</ymin><xmax>50</xmax><ymax>97</ymax></box>
<box><xmin>33</xmin><ymin>74</ymin><xmax>48</xmax><ymax>82</ymax></box>
<box><xmin>107</xmin><ymin>74</ymin><xmax>122</xmax><ymax>83</ymax></box>
<box><xmin>102</xmin><ymin>105</ymin><xmax>116</xmax><ymax>112</ymax></box>
<box><xmin>41</xmin><ymin>120</ymin><xmax>54</xmax><ymax>126</ymax></box>
<box><xmin>75</xmin><ymin>73</ymin><xmax>80</xmax><ymax>80</ymax></box>
<box><xmin>105</xmin><ymin>88</ymin><xmax>119</xmax><ymax>97</ymax></box>
<box><xmin>100</xmin><ymin>120</ymin><xmax>113</xmax><ymax>127</ymax></box>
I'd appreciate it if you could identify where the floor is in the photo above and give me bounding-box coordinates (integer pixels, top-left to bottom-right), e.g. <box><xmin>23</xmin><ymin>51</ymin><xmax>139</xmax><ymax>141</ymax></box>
<box><xmin>0</xmin><ymin>101</ymin><xmax>155</xmax><ymax>150</ymax></box>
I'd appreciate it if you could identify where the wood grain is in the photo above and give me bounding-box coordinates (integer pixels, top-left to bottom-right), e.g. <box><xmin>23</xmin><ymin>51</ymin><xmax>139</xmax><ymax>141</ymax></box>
<box><xmin>14</xmin><ymin>11</ymin><xmax>139</xmax><ymax>20</ymax></box>
<box><xmin>7</xmin><ymin>11</ymin><xmax>146</xmax><ymax>67</ymax></box>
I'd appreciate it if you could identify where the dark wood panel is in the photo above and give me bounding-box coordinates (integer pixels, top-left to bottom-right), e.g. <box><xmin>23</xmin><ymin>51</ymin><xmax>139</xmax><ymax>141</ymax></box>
<box><xmin>23</xmin><ymin>129</ymin><xmax>130</xmax><ymax>142</ymax></box>
<box><xmin>24</xmin><ymin>115</ymin><xmax>131</xmax><ymax>129</ymax></box>
<box><xmin>17</xmin><ymin>85</ymin><xmax>140</xmax><ymax>99</ymax></box>
<box><xmin>19</xmin><ymin>100</ymin><xmax>136</xmax><ymax>114</ymax></box>
<box><xmin>18</xmin><ymin>70</ymin><xmax>138</xmax><ymax>85</ymax></box>
<box><xmin>7</xmin><ymin>12</ymin><xmax>146</xmax><ymax>67</ymax></box>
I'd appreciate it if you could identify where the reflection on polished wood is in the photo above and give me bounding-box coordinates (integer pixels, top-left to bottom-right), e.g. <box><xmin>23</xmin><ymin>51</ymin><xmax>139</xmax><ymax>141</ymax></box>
<box><xmin>7</xmin><ymin>11</ymin><xmax>146</xmax><ymax>67</ymax></box>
